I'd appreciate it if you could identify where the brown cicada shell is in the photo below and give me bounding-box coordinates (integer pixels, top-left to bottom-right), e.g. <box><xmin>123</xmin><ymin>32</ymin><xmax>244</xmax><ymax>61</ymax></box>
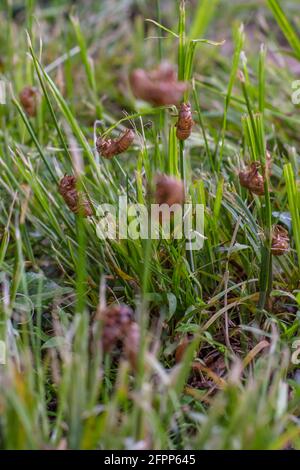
<box><xmin>129</xmin><ymin>62</ymin><xmax>187</xmax><ymax>107</ymax></box>
<box><xmin>176</xmin><ymin>102</ymin><xmax>194</xmax><ymax>140</ymax></box>
<box><xmin>19</xmin><ymin>86</ymin><xmax>39</xmax><ymax>117</ymax></box>
<box><xmin>58</xmin><ymin>175</ymin><xmax>92</xmax><ymax>217</ymax></box>
<box><xmin>271</xmin><ymin>225</ymin><xmax>289</xmax><ymax>256</ymax></box>
<box><xmin>239</xmin><ymin>162</ymin><xmax>265</xmax><ymax>196</ymax></box>
<box><xmin>155</xmin><ymin>174</ymin><xmax>185</xmax><ymax>206</ymax></box>
<box><xmin>99</xmin><ymin>304</ymin><xmax>134</xmax><ymax>353</ymax></box>
<box><xmin>96</xmin><ymin>128</ymin><xmax>135</xmax><ymax>159</ymax></box>
<box><xmin>98</xmin><ymin>303</ymin><xmax>139</xmax><ymax>370</ymax></box>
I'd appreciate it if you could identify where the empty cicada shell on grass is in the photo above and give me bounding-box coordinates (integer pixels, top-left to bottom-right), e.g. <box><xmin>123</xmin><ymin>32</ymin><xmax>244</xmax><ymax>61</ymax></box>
<box><xmin>239</xmin><ymin>162</ymin><xmax>265</xmax><ymax>196</ymax></box>
<box><xmin>19</xmin><ymin>86</ymin><xmax>39</xmax><ymax>117</ymax></box>
<box><xmin>271</xmin><ymin>225</ymin><xmax>289</xmax><ymax>256</ymax></box>
<box><xmin>239</xmin><ymin>151</ymin><xmax>272</xmax><ymax>196</ymax></box>
<box><xmin>100</xmin><ymin>304</ymin><xmax>134</xmax><ymax>353</ymax></box>
<box><xmin>58</xmin><ymin>175</ymin><xmax>92</xmax><ymax>217</ymax></box>
<box><xmin>129</xmin><ymin>62</ymin><xmax>187</xmax><ymax>107</ymax></box>
<box><xmin>176</xmin><ymin>102</ymin><xmax>194</xmax><ymax>140</ymax></box>
<box><xmin>96</xmin><ymin>128</ymin><xmax>135</xmax><ymax>159</ymax></box>
<box><xmin>99</xmin><ymin>304</ymin><xmax>140</xmax><ymax>370</ymax></box>
<box><xmin>155</xmin><ymin>174</ymin><xmax>185</xmax><ymax>206</ymax></box>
